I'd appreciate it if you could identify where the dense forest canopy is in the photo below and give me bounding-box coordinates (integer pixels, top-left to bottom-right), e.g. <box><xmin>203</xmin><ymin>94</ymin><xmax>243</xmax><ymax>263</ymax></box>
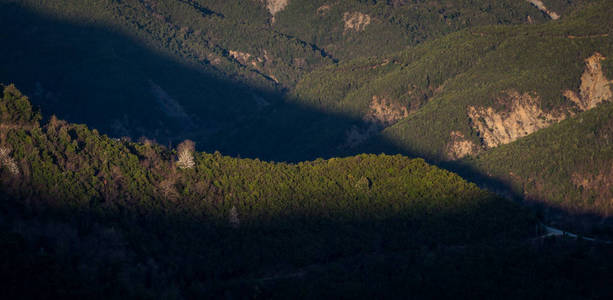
<box><xmin>1</xmin><ymin>0</ymin><xmax>613</xmax><ymax>298</ymax></box>
<box><xmin>0</xmin><ymin>0</ymin><xmax>587</xmax><ymax>159</ymax></box>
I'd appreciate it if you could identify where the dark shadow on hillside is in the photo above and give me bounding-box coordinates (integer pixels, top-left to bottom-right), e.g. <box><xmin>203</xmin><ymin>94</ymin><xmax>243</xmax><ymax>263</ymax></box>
<box><xmin>1</xmin><ymin>4</ymin><xmax>613</xmax><ymax>298</ymax></box>
<box><xmin>0</xmin><ymin>2</ymin><xmax>368</xmax><ymax>162</ymax></box>
<box><xmin>356</xmin><ymin>133</ymin><xmax>613</xmax><ymax>238</ymax></box>
<box><xmin>1</xmin><ymin>2</ymin><xmax>611</xmax><ymax>239</ymax></box>
<box><xmin>443</xmin><ymin>159</ymin><xmax>613</xmax><ymax>235</ymax></box>
<box><xmin>3</xmin><ymin>189</ymin><xmax>612</xmax><ymax>299</ymax></box>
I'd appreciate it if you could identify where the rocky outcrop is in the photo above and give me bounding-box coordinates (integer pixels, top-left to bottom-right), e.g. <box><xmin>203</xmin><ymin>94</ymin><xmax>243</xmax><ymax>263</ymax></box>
<box><xmin>341</xmin><ymin>96</ymin><xmax>408</xmax><ymax>149</ymax></box>
<box><xmin>265</xmin><ymin>0</ymin><xmax>289</xmax><ymax>23</ymax></box>
<box><xmin>228</xmin><ymin>49</ymin><xmax>280</xmax><ymax>82</ymax></box>
<box><xmin>527</xmin><ymin>0</ymin><xmax>560</xmax><ymax>20</ymax></box>
<box><xmin>445</xmin><ymin>131</ymin><xmax>479</xmax><ymax>160</ymax></box>
<box><xmin>317</xmin><ymin>4</ymin><xmax>331</xmax><ymax>16</ymax></box>
<box><xmin>0</xmin><ymin>147</ymin><xmax>19</xmax><ymax>176</ymax></box>
<box><xmin>564</xmin><ymin>53</ymin><xmax>613</xmax><ymax>111</ymax></box>
<box><xmin>364</xmin><ymin>96</ymin><xmax>408</xmax><ymax>127</ymax></box>
<box><xmin>229</xmin><ymin>50</ymin><xmax>260</xmax><ymax>68</ymax></box>
<box><xmin>464</xmin><ymin>53</ymin><xmax>612</xmax><ymax>152</ymax></box>
<box><xmin>468</xmin><ymin>91</ymin><xmax>565</xmax><ymax>148</ymax></box>
<box><xmin>343</xmin><ymin>12</ymin><xmax>371</xmax><ymax>33</ymax></box>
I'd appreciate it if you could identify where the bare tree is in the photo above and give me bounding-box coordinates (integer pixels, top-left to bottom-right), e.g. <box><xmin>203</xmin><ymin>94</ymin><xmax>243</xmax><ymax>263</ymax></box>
<box><xmin>176</xmin><ymin>140</ymin><xmax>195</xmax><ymax>169</ymax></box>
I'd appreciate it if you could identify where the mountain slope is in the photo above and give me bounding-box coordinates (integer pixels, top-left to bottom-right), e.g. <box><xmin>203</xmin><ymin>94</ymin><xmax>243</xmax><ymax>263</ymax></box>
<box><xmin>1</xmin><ymin>88</ymin><xmax>611</xmax><ymax>298</ymax></box>
<box><xmin>295</xmin><ymin>0</ymin><xmax>612</xmax><ymax>159</ymax></box>
<box><xmin>292</xmin><ymin>0</ymin><xmax>613</xmax><ymax>224</ymax></box>
<box><xmin>1</xmin><ymin>1</ymin><xmax>613</xmax><ymax>297</ymax></box>
<box><xmin>1</xmin><ymin>84</ymin><xmax>529</xmax><ymax>232</ymax></box>
<box><xmin>465</xmin><ymin>101</ymin><xmax>613</xmax><ymax>230</ymax></box>
<box><xmin>0</xmin><ymin>0</ymin><xmax>585</xmax><ymax>158</ymax></box>
<box><xmin>0</xmin><ymin>84</ymin><xmax>558</xmax><ymax>298</ymax></box>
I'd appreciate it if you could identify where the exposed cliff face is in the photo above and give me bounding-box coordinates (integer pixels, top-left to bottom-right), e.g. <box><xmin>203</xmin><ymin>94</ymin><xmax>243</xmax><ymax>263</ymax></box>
<box><xmin>468</xmin><ymin>91</ymin><xmax>565</xmax><ymax>148</ymax></box>
<box><xmin>341</xmin><ymin>96</ymin><xmax>408</xmax><ymax>149</ymax></box>
<box><xmin>564</xmin><ymin>53</ymin><xmax>613</xmax><ymax>111</ymax></box>
<box><xmin>229</xmin><ymin>50</ymin><xmax>259</xmax><ymax>68</ymax></box>
<box><xmin>343</xmin><ymin>12</ymin><xmax>371</xmax><ymax>33</ymax></box>
<box><xmin>527</xmin><ymin>0</ymin><xmax>560</xmax><ymax>20</ymax></box>
<box><xmin>364</xmin><ymin>96</ymin><xmax>408</xmax><ymax>127</ymax></box>
<box><xmin>265</xmin><ymin>0</ymin><xmax>289</xmax><ymax>23</ymax></box>
<box><xmin>228</xmin><ymin>49</ymin><xmax>280</xmax><ymax>83</ymax></box>
<box><xmin>445</xmin><ymin>131</ymin><xmax>479</xmax><ymax>160</ymax></box>
<box><xmin>456</xmin><ymin>53</ymin><xmax>612</xmax><ymax>156</ymax></box>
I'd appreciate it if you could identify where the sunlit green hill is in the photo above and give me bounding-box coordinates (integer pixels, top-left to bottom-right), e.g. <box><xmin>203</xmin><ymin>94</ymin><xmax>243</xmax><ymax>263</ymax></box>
<box><xmin>294</xmin><ymin>0</ymin><xmax>613</xmax><ymax>221</ymax></box>
<box><xmin>2</xmin><ymin>0</ymin><xmax>611</xmax><ymax>222</ymax></box>
<box><xmin>0</xmin><ymin>84</ymin><xmax>567</xmax><ymax>298</ymax></box>
<box><xmin>1</xmin><ymin>85</ymin><xmax>612</xmax><ymax>299</ymax></box>
<box><xmin>0</xmin><ymin>84</ymin><xmax>530</xmax><ymax>235</ymax></box>
<box><xmin>1</xmin><ymin>1</ymin><xmax>613</xmax><ymax>297</ymax></box>
<box><xmin>296</xmin><ymin>0</ymin><xmax>611</xmax><ymax>157</ymax></box>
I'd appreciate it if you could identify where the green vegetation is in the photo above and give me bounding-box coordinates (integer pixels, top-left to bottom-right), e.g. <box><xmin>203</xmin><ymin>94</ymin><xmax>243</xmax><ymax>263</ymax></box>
<box><xmin>1</xmin><ymin>84</ymin><xmax>41</xmax><ymax>126</ymax></box>
<box><xmin>0</xmin><ymin>0</ymin><xmax>582</xmax><ymax>159</ymax></box>
<box><xmin>295</xmin><ymin>0</ymin><xmax>613</xmax><ymax>160</ymax></box>
<box><xmin>0</xmin><ymin>84</ymin><xmax>530</xmax><ymax>236</ymax></box>
<box><xmin>1</xmin><ymin>0</ymin><xmax>613</xmax><ymax>297</ymax></box>
<box><xmin>2</xmin><ymin>84</ymin><xmax>613</xmax><ymax>299</ymax></box>
<box><xmin>11</xmin><ymin>0</ymin><xmax>562</xmax><ymax>87</ymax></box>
<box><xmin>291</xmin><ymin>0</ymin><xmax>613</xmax><ymax>222</ymax></box>
<box><xmin>2</xmin><ymin>1</ymin><xmax>610</xmax><ymax>219</ymax></box>
<box><xmin>7</xmin><ymin>84</ymin><xmax>597</xmax><ymax>298</ymax></box>
<box><xmin>273</xmin><ymin>0</ymin><xmax>556</xmax><ymax>61</ymax></box>
<box><xmin>467</xmin><ymin>101</ymin><xmax>613</xmax><ymax>227</ymax></box>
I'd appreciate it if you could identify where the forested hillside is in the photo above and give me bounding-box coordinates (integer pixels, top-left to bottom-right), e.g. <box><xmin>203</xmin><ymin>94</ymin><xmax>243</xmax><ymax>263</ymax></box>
<box><xmin>296</xmin><ymin>0</ymin><xmax>612</xmax><ymax>159</ymax></box>
<box><xmin>1</xmin><ymin>0</ymin><xmax>610</xmax><ymax>222</ymax></box>
<box><xmin>0</xmin><ymin>84</ymin><xmax>568</xmax><ymax>299</ymax></box>
<box><xmin>466</xmin><ymin>101</ymin><xmax>613</xmax><ymax>231</ymax></box>
<box><xmin>2</xmin><ymin>0</ymin><xmax>613</xmax><ymax>298</ymax></box>
<box><xmin>293</xmin><ymin>0</ymin><xmax>613</xmax><ymax>223</ymax></box>
<box><xmin>1</xmin><ymin>85</ymin><xmax>612</xmax><ymax>299</ymax></box>
<box><xmin>0</xmin><ymin>0</ymin><xmax>582</xmax><ymax>159</ymax></box>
